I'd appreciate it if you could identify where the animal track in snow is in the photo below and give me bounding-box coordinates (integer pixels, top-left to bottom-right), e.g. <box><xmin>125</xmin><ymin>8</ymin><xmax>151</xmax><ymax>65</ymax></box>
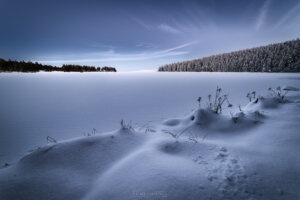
<box><xmin>193</xmin><ymin>146</ymin><xmax>251</xmax><ymax>199</ymax></box>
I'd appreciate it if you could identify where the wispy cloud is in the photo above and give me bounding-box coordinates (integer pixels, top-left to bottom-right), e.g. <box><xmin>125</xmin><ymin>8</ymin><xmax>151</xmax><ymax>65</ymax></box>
<box><xmin>158</xmin><ymin>23</ymin><xmax>180</xmax><ymax>34</ymax></box>
<box><xmin>132</xmin><ymin>17</ymin><xmax>181</xmax><ymax>34</ymax></box>
<box><xmin>273</xmin><ymin>2</ymin><xmax>300</xmax><ymax>30</ymax></box>
<box><xmin>153</xmin><ymin>41</ymin><xmax>198</xmax><ymax>55</ymax></box>
<box><xmin>255</xmin><ymin>0</ymin><xmax>272</xmax><ymax>31</ymax></box>
<box><xmin>135</xmin><ymin>43</ymin><xmax>156</xmax><ymax>49</ymax></box>
<box><xmin>131</xmin><ymin>17</ymin><xmax>152</xmax><ymax>31</ymax></box>
<box><xmin>36</xmin><ymin>42</ymin><xmax>197</xmax><ymax>64</ymax></box>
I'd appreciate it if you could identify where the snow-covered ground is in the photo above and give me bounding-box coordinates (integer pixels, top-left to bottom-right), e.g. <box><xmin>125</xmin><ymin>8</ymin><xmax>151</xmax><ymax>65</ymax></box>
<box><xmin>0</xmin><ymin>72</ymin><xmax>299</xmax><ymax>200</ymax></box>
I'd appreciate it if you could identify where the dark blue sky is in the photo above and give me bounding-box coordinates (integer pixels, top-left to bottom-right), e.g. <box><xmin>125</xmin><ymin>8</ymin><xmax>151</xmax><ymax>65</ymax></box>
<box><xmin>0</xmin><ymin>0</ymin><xmax>299</xmax><ymax>71</ymax></box>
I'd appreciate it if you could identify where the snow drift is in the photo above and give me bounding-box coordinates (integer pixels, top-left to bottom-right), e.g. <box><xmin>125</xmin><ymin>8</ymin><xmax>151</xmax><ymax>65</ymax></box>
<box><xmin>0</xmin><ymin>85</ymin><xmax>300</xmax><ymax>200</ymax></box>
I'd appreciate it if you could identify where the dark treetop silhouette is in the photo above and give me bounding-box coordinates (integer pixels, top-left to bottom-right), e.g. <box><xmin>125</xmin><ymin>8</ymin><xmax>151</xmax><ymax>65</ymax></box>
<box><xmin>0</xmin><ymin>59</ymin><xmax>117</xmax><ymax>72</ymax></box>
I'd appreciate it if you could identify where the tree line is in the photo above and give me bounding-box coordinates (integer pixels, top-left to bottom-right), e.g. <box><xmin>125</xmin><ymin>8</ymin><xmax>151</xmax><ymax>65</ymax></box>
<box><xmin>0</xmin><ymin>59</ymin><xmax>117</xmax><ymax>72</ymax></box>
<box><xmin>158</xmin><ymin>38</ymin><xmax>300</xmax><ymax>72</ymax></box>
<box><xmin>61</xmin><ymin>64</ymin><xmax>116</xmax><ymax>72</ymax></box>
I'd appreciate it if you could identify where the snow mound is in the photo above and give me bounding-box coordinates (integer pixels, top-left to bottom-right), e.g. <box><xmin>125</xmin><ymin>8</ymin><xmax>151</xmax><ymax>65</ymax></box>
<box><xmin>245</xmin><ymin>97</ymin><xmax>283</xmax><ymax>110</ymax></box>
<box><xmin>0</xmin><ymin>130</ymin><xmax>148</xmax><ymax>200</ymax></box>
<box><xmin>282</xmin><ymin>85</ymin><xmax>300</xmax><ymax>91</ymax></box>
<box><xmin>161</xmin><ymin>108</ymin><xmax>263</xmax><ymax>135</ymax></box>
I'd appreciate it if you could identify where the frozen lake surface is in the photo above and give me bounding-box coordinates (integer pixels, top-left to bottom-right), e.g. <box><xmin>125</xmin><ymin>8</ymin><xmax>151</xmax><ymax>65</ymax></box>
<box><xmin>0</xmin><ymin>72</ymin><xmax>300</xmax><ymax>164</ymax></box>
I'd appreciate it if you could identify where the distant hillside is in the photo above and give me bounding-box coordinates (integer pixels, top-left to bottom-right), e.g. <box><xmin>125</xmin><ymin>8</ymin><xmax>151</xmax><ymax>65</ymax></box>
<box><xmin>158</xmin><ymin>39</ymin><xmax>300</xmax><ymax>72</ymax></box>
<box><xmin>0</xmin><ymin>59</ymin><xmax>117</xmax><ymax>72</ymax></box>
